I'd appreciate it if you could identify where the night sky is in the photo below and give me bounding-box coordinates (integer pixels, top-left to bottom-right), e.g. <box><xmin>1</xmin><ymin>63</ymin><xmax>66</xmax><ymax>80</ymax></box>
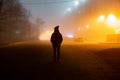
<box><xmin>20</xmin><ymin>0</ymin><xmax>120</xmax><ymax>41</ymax></box>
<box><xmin>20</xmin><ymin>0</ymin><xmax>86</xmax><ymax>27</ymax></box>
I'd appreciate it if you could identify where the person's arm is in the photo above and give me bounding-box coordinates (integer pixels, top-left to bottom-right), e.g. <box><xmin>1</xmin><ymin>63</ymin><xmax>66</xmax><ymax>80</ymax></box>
<box><xmin>60</xmin><ymin>33</ymin><xmax>63</xmax><ymax>43</ymax></box>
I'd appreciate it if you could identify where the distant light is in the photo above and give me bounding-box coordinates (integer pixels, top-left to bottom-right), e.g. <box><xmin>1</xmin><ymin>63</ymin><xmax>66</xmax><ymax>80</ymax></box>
<box><xmin>86</xmin><ymin>25</ymin><xmax>89</xmax><ymax>29</ymax></box>
<box><xmin>115</xmin><ymin>29</ymin><xmax>120</xmax><ymax>34</ymax></box>
<box><xmin>98</xmin><ymin>15</ymin><xmax>105</xmax><ymax>22</ymax></box>
<box><xmin>74</xmin><ymin>0</ymin><xmax>79</xmax><ymax>6</ymax></box>
<box><xmin>66</xmin><ymin>8</ymin><xmax>72</xmax><ymax>12</ymax></box>
<box><xmin>67</xmin><ymin>34</ymin><xmax>74</xmax><ymax>38</ymax></box>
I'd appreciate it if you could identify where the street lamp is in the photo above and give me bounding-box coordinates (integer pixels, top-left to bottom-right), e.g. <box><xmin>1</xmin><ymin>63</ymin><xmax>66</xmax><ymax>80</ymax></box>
<box><xmin>106</xmin><ymin>14</ymin><xmax>120</xmax><ymax>43</ymax></box>
<box><xmin>106</xmin><ymin>14</ymin><xmax>117</xmax><ymax>27</ymax></box>
<box><xmin>98</xmin><ymin>14</ymin><xmax>120</xmax><ymax>43</ymax></box>
<box><xmin>98</xmin><ymin>15</ymin><xmax>105</xmax><ymax>22</ymax></box>
<box><xmin>74</xmin><ymin>0</ymin><xmax>79</xmax><ymax>7</ymax></box>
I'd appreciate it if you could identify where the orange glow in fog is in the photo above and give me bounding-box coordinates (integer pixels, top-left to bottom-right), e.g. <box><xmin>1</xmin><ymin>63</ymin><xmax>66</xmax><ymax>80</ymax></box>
<box><xmin>39</xmin><ymin>30</ymin><xmax>53</xmax><ymax>40</ymax></box>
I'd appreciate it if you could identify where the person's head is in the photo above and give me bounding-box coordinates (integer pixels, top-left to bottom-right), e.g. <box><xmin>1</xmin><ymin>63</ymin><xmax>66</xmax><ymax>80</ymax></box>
<box><xmin>54</xmin><ymin>25</ymin><xmax>59</xmax><ymax>32</ymax></box>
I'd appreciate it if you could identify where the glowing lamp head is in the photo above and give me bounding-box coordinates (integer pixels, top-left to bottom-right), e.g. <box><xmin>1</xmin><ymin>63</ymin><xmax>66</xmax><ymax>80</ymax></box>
<box><xmin>67</xmin><ymin>34</ymin><xmax>74</xmax><ymax>39</ymax></box>
<box><xmin>107</xmin><ymin>14</ymin><xmax>117</xmax><ymax>27</ymax></box>
<box><xmin>74</xmin><ymin>0</ymin><xmax>79</xmax><ymax>6</ymax></box>
<box><xmin>86</xmin><ymin>25</ymin><xmax>89</xmax><ymax>29</ymax></box>
<box><xmin>98</xmin><ymin>15</ymin><xmax>105</xmax><ymax>22</ymax></box>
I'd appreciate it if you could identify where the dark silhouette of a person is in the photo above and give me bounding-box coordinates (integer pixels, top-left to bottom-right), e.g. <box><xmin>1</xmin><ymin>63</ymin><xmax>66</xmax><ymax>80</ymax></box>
<box><xmin>50</xmin><ymin>25</ymin><xmax>63</xmax><ymax>62</ymax></box>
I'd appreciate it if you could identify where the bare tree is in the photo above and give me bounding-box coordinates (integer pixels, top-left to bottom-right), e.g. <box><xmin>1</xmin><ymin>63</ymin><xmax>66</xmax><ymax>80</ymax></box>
<box><xmin>35</xmin><ymin>18</ymin><xmax>45</xmax><ymax>39</ymax></box>
<box><xmin>0</xmin><ymin>0</ymin><xmax>31</xmax><ymax>41</ymax></box>
<box><xmin>30</xmin><ymin>18</ymin><xmax>45</xmax><ymax>40</ymax></box>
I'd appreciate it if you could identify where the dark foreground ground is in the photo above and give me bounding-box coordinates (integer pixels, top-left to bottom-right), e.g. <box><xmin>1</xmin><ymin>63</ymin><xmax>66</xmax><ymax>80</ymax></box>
<box><xmin>0</xmin><ymin>41</ymin><xmax>120</xmax><ymax>80</ymax></box>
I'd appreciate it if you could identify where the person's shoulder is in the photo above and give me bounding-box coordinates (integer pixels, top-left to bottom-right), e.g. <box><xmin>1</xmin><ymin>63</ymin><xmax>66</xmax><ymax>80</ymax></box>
<box><xmin>59</xmin><ymin>32</ymin><xmax>62</xmax><ymax>35</ymax></box>
<box><xmin>52</xmin><ymin>32</ymin><xmax>55</xmax><ymax>35</ymax></box>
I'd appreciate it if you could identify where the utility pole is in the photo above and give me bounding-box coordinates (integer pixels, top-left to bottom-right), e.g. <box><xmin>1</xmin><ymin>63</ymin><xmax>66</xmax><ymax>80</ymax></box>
<box><xmin>0</xmin><ymin>0</ymin><xmax>3</xmax><ymax>13</ymax></box>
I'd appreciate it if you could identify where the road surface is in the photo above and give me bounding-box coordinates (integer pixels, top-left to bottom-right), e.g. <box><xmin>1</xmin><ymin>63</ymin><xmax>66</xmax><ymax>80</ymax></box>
<box><xmin>0</xmin><ymin>41</ymin><xmax>120</xmax><ymax>80</ymax></box>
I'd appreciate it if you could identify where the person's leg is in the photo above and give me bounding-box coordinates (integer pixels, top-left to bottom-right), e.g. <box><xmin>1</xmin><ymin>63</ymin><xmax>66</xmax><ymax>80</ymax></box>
<box><xmin>57</xmin><ymin>46</ymin><xmax>60</xmax><ymax>62</ymax></box>
<box><xmin>53</xmin><ymin>47</ymin><xmax>56</xmax><ymax>62</ymax></box>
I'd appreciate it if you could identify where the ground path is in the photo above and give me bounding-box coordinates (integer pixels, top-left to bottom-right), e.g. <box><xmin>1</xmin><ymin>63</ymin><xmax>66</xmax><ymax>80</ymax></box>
<box><xmin>0</xmin><ymin>41</ymin><xmax>120</xmax><ymax>80</ymax></box>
